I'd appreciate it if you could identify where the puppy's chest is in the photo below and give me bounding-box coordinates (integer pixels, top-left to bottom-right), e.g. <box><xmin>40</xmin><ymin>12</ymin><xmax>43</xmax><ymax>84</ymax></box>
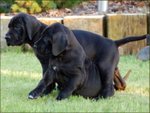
<box><xmin>50</xmin><ymin>61</ymin><xmax>69</xmax><ymax>86</ymax></box>
<box><xmin>49</xmin><ymin>56</ymin><xmax>73</xmax><ymax>84</ymax></box>
<box><xmin>49</xmin><ymin>56</ymin><xmax>70</xmax><ymax>71</ymax></box>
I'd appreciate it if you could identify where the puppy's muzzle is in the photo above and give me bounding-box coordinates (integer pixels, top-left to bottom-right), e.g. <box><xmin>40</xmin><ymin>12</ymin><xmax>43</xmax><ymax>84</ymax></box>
<box><xmin>5</xmin><ymin>35</ymin><xmax>11</xmax><ymax>39</ymax></box>
<box><xmin>5</xmin><ymin>35</ymin><xmax>11</xmax><ymax>46</ymax></box>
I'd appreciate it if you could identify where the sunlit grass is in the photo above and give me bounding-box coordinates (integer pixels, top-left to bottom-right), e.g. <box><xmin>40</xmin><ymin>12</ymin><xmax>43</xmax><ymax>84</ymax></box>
<box><xmin>1</xmin><ymin>69</ymin><xmax>40</xmax><ymax>80</ymax></box>
<box><xmin>1</xmin><ymin>51</ymin><xmax>149</xmax><ymax>112</ymax></box>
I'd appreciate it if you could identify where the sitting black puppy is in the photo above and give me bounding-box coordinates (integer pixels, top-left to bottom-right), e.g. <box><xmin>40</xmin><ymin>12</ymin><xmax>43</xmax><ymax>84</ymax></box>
<box><xmin>29</xmin><ymin>23</ymin><xmax>102</xmax><ymax>100</ymax></box>
<box><xmin>29</xmin><ymin>23</ymin><xmax>149</xmax><ymax>100</ymax></box>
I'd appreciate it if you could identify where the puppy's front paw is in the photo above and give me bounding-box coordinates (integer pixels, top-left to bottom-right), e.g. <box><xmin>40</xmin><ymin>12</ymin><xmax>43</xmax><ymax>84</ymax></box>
<box><xmin>28</xmin><ymin>90</ymin><xmax>41</xmax><ymax>99</ymax></box>
<box><xmin>28</xmin><ymin>94</ymin><xmax>36</xmax><ymax>99</ymax></box>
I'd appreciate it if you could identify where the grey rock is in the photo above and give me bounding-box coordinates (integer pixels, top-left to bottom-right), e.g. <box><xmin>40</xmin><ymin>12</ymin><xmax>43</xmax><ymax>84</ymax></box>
<box><xmin>137</xmin><ymin>46</ymin><xmax>150</xmax><ymax>61</ymax></box>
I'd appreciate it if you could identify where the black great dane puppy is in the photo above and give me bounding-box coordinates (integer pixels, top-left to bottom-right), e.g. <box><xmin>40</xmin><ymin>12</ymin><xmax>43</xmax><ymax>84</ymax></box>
<box><xmin>29</xmin><ymin>23</ymin><xmax>101</xmax><ymax>100</ymax></box>
<box><xmin>5</xmin><ymin>13</ymin><xmax>149</xmax><ymax>100</ymax></box>
<box><xmin>30</xmin><ymin>23</ymin><xmax>149</xmax><ymax>100</ymax></box>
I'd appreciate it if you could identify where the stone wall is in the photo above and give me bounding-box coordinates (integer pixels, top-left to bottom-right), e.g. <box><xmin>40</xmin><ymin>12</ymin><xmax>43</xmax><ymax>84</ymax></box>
<box><xmin>147</xmin><ymin>13</ymin><xmax>150</xmax><ymax>34</ymax></box>
<box><xmin>38</xmin><ymin>17</ymin><xmax>63</xmax><ymax>25</ymax></box>
<box><xmin>63</xmin><ymin>16</ymin><xmax>104</xmax><ymax>35</ymax></box>
<box><xmin>107</xmin><ymin>14</ymin><xmax>147</xmax><ymax>55</ymax></box>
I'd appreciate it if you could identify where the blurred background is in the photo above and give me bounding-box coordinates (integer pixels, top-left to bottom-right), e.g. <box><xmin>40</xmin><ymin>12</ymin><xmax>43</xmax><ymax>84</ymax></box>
<box><xmin>0</xmin><ymin>0</ymin><xmax>149</xmax><ymax>16</ymax></box>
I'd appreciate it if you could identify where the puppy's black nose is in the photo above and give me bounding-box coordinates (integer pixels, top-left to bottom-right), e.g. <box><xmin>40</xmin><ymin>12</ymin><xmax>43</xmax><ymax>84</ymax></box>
<box><xmin>5</xmin><ymin>35</ymin><xmax>11</xmax><ymax>39</ymax></box>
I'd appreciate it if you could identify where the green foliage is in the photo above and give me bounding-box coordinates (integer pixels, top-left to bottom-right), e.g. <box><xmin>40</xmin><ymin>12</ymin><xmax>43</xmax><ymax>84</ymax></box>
<box><xmin>11</xmin><ymin>3</ymin><xmax>27</xmax><ymax>13</ymax></box>
<box><xmin>0</xmin><ymin>0</ymin><xmax>15</xmax><ymax>13</ymax></box>
<box><xmin>2</xmin><ymin>0</ymin><xmax>84</xmax><ymax>13</ymax></box>
<box><xmin>28</xmin><ymin>1</ymin><xmax>42</xmax><ymax>14</ymax></box>
<box><xmin>0</xmin><ymin>7</ymin><xmax>9</xmax><ymax>13</ymax></box>
<box><xmin>11</xmin><ymin>0</ymin><xmax>41</xmax><ymax>14</ymax></box>
<box><xmin>54</xmin><ymin>0</ymin><xmax>83</xmax><ymax>9</ymax></box>
<box><xmin>41</xmin><ymin>0</ymin><xmax>57</xmax><ymax>11</ymax></box>
<box><xmin>11</xmin><ymin>0</ymin><xmax>58</xmax><ymax>14</ymax></box>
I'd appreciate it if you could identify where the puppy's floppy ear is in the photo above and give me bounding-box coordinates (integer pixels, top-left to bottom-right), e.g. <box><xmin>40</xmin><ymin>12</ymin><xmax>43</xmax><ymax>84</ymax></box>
<box><xmin>23</xmin><ymin>13</ymin><xmax>41</xmax><ymax>40</ymax></box>
<box><xmin>52</xmin><ymin>32</ymin><xmax>68</xmax><ymax>56</ymax></box>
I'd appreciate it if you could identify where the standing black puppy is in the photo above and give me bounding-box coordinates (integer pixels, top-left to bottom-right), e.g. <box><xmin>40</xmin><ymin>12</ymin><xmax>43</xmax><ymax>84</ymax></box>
<box><xmin>5</xmin><ymin>13</ymin><xmax>55</xmax><ymax>95</ymax></box>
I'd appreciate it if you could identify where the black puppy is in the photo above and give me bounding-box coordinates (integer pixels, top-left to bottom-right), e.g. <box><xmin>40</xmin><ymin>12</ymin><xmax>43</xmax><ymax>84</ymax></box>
<box><xmin>30</xmin><ymin>23</ymin><xmax>149</xmax><ymax>100</ymax></box>
<box><xmin>29</xmin><ymin>24</ymin><xmax>102</xmax><ymax>100</ymax></box>
<box><xmin>5</xmin><ymin>13</ymin><xmax>55</xmax><ymax>95</ymax></box>
<box><xmin>32</xmin><ymin>23</ymin><xmax>149</xmax><ymax>99</ymax></box>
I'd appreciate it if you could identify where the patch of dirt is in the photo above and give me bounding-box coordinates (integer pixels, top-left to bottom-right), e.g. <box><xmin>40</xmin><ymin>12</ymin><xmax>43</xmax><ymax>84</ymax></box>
<box><xmin>34</xmin><ymin>1</ymin><xmax>149</xmax><ymax>18</ymax></box>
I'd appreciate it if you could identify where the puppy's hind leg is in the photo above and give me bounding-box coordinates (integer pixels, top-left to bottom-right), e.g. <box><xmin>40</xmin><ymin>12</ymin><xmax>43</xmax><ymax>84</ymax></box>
<box><xmin>97</xmin><ymin>53</ymin><xmax>118</xmax><ymax>98</ymax></box>
<box><xmin>99</xmin><ymin>66</ymin><xmax>115</xmax><ymax>98</ymax></box>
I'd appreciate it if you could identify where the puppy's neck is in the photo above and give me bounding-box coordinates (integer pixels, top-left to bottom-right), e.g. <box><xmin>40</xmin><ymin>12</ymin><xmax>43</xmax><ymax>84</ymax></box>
<box><xmin>28</xmin><ymin>23</ymin><xmax>47</xmax><ymax>47</ymax></box>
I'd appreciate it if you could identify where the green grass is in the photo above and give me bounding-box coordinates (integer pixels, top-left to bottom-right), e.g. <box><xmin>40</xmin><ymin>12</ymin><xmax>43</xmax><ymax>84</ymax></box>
<box><xmin>1</xmin><ymin>51</ymin><xmax>149</xmax><ymax>112</ymax></box>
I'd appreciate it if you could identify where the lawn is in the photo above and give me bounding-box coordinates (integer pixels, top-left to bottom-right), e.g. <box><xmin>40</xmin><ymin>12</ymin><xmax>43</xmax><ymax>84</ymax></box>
<box><xmin>1</xmin><ymin>49</ymin><xmax>149</xmax><ymax>112</ymax></box>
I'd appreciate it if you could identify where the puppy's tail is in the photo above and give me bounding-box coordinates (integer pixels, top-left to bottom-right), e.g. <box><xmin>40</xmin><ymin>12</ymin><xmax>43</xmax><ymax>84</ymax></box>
<box><xmin>114</xmin><ymin>67</ymin><xmax>131</xmax><ymax>91</ymax></box>
<box><xmin>115</xmin><ymin>34</ymin><xmax>150</xmax><ymax>47</ymax></box>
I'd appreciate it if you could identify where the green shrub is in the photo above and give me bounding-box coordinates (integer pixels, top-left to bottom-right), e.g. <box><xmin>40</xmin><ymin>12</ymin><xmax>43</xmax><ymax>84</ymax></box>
<box><xmin>54</xmin><ymin>0</ymin><xmax>83</xmax><ymax>9</ymax></box>
<box><xmin>41</xmin><ymin>0</ymin><xmax>57</xmax><ymax>11</ymax></box>
<box><xmin>11</xmin><ymin>0</ymin><xmax>58</xmax><ymax>14</ymax></box>
<box><xmin>0</xmin><ymin>0</ymin><xmax>15</xmax><ymax>13</ymax></box>
<box><xmin>28</xmin><ymin>1</ymin><xmax>42</xmax><ymax>14</ymax></box>
<box><xmin>11</xmin><ymin>0</ymin><xmax>41</xmax><ymax>14</ymax></box>
<box><xmin>8</xmin><ymin>0</ymin><xmax>84</xmax><ymax>14</ymax></box>
<box><xmin>11</xmin><ymin>3</ymin><xmax>27</xmax><ymax>13</ymax></box>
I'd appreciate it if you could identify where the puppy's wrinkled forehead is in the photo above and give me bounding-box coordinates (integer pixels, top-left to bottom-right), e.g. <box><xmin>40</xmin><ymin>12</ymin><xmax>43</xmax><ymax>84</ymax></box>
<box><xmin>8</xmin><ymin>13</ymin><xmax>33</xmax><ymax>27</ymax></box>
<box><xmin>9</xmin><ymin>16</ymin><xmax>24</xmax><ymax>28</ymax></box>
